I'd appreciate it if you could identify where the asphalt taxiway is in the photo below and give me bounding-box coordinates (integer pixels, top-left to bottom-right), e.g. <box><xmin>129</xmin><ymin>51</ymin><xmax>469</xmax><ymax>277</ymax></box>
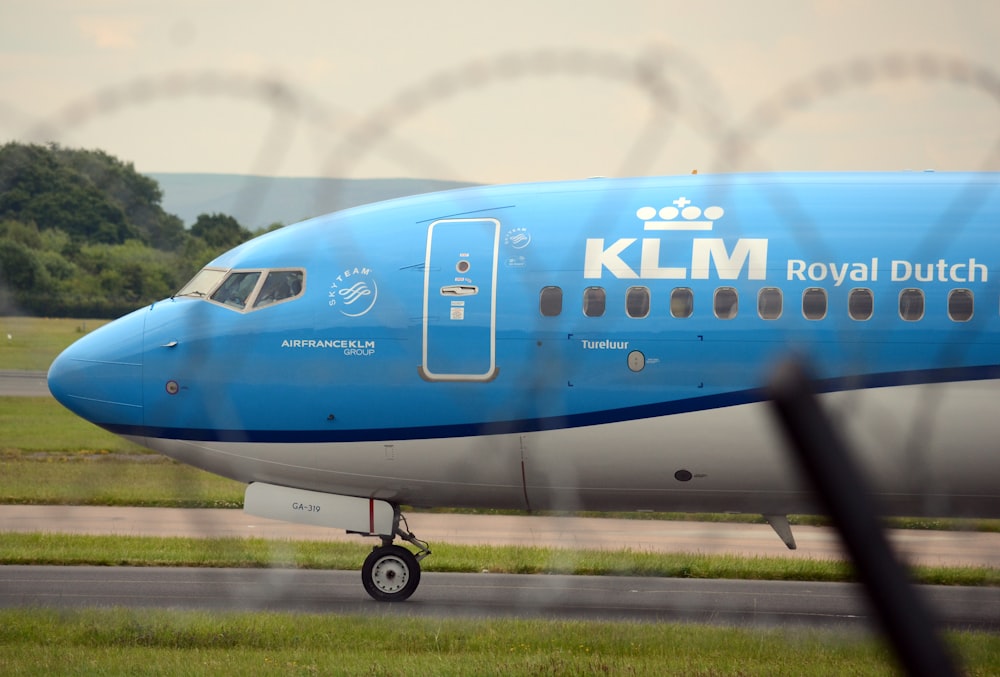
<box><xmin>2</xmin><ymin>565</ymin><xmax>998</xmax><ymax>630</ymax></box>
<box><xmin>0</xmin><ymin>370</ymin><xmax>48</xmax><ymax>397</ymax></box>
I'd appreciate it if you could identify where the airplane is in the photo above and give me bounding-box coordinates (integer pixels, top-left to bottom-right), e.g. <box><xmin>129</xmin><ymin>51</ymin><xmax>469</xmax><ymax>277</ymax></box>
<box><xmin>47</xmin><ymin>171</ymin><xmax>1000</xmax><ymax>602</ymax></box>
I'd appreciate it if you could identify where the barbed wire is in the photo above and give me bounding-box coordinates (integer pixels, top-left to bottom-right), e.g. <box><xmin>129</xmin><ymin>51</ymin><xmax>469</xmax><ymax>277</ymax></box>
<box><xmin>721</xmin><ymin>52</ymin><xmax>1000</xmax><ymax>171</ymax></box>
<box><xmin>10</xmin><ymin>48</ymin><xmax>999</xmax><ymax>209</ymax></box>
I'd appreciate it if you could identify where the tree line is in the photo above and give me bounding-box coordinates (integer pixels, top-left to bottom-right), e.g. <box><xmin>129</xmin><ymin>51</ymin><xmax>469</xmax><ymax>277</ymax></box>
<box><xmin>0</xmin><ymin>142</ymin><xmax>278</xmax><ymax>318</ymax></box>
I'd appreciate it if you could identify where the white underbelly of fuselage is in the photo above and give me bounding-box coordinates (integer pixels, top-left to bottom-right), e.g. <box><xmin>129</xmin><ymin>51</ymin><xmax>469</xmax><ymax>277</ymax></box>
<box><xmin>134</xmin><ymin>380</ymin><xmax>1000</xmax><ymax>518</ymax></box>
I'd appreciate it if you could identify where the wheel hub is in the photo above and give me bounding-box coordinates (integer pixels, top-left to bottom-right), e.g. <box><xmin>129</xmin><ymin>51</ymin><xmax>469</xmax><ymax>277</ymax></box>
<box><xmin>372</xmin><ymin>555</ymin><xmax>408</xmax><ymax>593</ymax></box>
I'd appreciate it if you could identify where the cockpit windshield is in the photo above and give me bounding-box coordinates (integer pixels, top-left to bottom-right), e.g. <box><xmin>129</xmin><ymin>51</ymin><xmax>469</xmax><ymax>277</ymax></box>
<box><xmin>175</xmin><ymin>267</ymin><xmax>228</xmax><ymax>298</ymax></box>
<box><xmin>253</xmin><ymin>270</ymin><xmax>304</xmax><ymax>308</ymax></box>
<box><xmin>174</xmin><ymin>267</ymin><xmax>306</xmax><ymax>312</ymax></box>
<box><xmin>210</xmin><ymin>271</ymin><xmax>262</xmax><ymax>309</ymax></box>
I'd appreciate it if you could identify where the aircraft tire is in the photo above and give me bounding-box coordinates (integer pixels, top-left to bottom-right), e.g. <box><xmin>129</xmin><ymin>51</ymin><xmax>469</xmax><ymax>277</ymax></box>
<box><xmin>362</xmin><ymin>545</ymin><xmax>421</xmax><ymax>602</ymax></box>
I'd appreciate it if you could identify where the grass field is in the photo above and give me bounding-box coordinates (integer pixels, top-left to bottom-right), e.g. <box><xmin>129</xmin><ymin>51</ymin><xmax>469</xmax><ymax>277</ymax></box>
<box><xmin>0</xmin><ymin>396</ymin><xmax>148</xmax><ymax>454</ymax></box>
<box><xmin>2</xmin><ymin>532</ymin><xmax>997</xmax><ymax>587</ymax></box>
<box><xmin>0</xmin><ymin>396</ymin><xmax>246</xmax><ymax>507</ymax></box>
<box><xmin>6</xmin><ymin>608</ymin><xmax>998</xmax><ymax>676</ymax></box>
<box><xmin>0</xmin><ymin>317</ymin><xmax>108</xmax><ymax>371</ymax></box>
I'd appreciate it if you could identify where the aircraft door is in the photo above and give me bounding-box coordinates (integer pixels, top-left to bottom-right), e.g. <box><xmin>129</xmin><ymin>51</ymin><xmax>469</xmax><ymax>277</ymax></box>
<box><xmin>421</xmin><ymin>218</ymin><xmax>500</xmax><ymax>381</ymax></box>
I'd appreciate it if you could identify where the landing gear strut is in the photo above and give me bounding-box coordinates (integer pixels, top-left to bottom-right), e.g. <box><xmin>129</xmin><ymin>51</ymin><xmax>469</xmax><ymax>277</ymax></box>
<box><xmin>361</xmin><ymin>512</ymin><xmax>431</xmax><ymax>602</ymax></box>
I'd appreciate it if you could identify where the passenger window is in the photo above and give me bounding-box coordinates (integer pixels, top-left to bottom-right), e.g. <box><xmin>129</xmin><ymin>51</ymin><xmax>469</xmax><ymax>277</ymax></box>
<box><xmin>948</xmin><ymin>289</ymin><xmax>973</xmax><ymax>322</ymax></box>
<box><xmin>539</xmin><ymin>286</ymin><xmax>563</xmax><ymax>317</ymax></box>
<box><xmin>899</xmin><ymin>288</ymin><xmax>925</xmax><ymax>321</ymax></box>
<box><xmin>583</xmin><ymin>287</ymin><xmax>606</xmax><ymax>317</ymax></box>
<box><xmin>210</xmin><ymin>271</ymin><xmax>261</xmax><ymax>309</ymax></box>
<box><xmin>849</xmin><ymin>288</ymin><xmax>874</xmax><ymax>321</ymax></box>
<box><xmin>626</xmin><ymin>286</ymin><xmax>650</xmax><ymax>318</ymax></box>
<box><xmin>802</xmin><ymin>287</ymin><xmax>827</xmax><ymax>320</ymax></box>
<box><xmin>757</xmin><ymin>287</ymin><xmax>782</xmax><ymax>320</ymax></box>
<box><xmin>714</xmin><ymin>287</ymin><xmax>738</xmax><ymax>319</ymax></box>
<box><xmin>253</xmin><ymin>270</ymin><xmax>305</xmax><ymax>308</ymax></box>
<box><xmin>670</xmin><ymin>288</ymin><xmax>693</xmax><ymax>319</ymax></box>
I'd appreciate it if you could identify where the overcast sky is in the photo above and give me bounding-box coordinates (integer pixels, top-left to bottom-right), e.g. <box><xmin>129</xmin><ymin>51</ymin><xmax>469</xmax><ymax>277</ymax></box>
<box><xmin>1</xmin><ymin>1</ymin><xmax>997</xmax><ymax>184</ymax></box>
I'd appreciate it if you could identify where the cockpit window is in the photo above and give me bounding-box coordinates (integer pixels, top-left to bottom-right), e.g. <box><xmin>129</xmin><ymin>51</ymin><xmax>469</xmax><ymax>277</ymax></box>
<box><xmin>253</xmin><ymin>270</ymin><xmax>305</xmax><ymax>308</ymax></box>
<box><xmin>177</xmin><ymin>266</ymin><xmax>306</xmax><ymax>312</ymax></box>
<box><xmin>175</xmin><ymin>267</ymin><xmax>228</xmax><ymax>298</ymax></box>
<box><xmin>211</xmin><ymin>271</ymin><xmax>262</xmax><ymax>309</ymax></box>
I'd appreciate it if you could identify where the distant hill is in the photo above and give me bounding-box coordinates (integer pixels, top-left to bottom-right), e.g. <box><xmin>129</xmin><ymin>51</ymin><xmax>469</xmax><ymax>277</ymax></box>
<box><xmin>146</xmin><ymin>173</ymin><xmax>479</xmax><ymax>229</ymax></box>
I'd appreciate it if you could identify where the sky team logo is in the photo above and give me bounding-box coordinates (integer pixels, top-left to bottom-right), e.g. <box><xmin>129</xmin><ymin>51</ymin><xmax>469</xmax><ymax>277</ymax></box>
<box><xmin>329</xmin><ymin>266</ymin><xmax>379</xmax><ymax>317</ymax></box>
<box><xmin>504</xmin><ymin>226</ymin><xmax>531</xmax><ymax>249</ymax></box>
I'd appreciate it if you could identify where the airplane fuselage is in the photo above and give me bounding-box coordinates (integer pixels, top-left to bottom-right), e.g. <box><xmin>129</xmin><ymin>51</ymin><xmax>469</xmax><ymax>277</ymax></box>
<box><xmin>49</xmin><ymin>172</ymin><xmax>1000</xmax><ymax>519</ymax></box>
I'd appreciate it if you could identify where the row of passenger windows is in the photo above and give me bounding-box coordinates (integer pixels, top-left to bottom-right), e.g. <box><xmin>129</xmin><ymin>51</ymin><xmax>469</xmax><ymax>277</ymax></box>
<box><xmin>539</xmin><ymin>286</ymin><xmax>978</xmax><ymax>322</ymax></box>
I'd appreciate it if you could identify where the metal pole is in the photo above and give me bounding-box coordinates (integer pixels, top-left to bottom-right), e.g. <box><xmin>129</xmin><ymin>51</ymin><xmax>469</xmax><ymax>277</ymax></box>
<box><xmin>768</xmin><ymin>359</ymin><xmax>959</xmax><ymax>677</ymax></box>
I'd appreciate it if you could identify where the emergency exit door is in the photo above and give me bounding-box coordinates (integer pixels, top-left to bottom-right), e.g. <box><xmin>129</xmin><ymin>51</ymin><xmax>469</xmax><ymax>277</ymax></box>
<box><xmin>421</xmin><ymin>218</ymin><xmax>500</xmax><ymax>381</ymax></box>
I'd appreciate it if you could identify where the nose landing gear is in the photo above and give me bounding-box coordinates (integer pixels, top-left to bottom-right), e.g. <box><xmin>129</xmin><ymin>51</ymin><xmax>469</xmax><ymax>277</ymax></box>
<box><xmin>361</xmin><ymin>513</ymin><xmax>431</xmax><ymax>602</ymax></box>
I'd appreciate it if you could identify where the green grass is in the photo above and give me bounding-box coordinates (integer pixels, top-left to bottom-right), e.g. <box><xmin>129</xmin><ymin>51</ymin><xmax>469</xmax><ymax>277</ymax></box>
<box><xmin>0</xmin><ymin>317</ymin><xmax>108</xmax><ymax>371</ymax></box>
<box><xmin>0</xmin><ymin>396</ymin><xmax>243</xmax><ymax>507</ymax></box>
<box><xmin>0</xmin><ymin>453</ymin><xmax>244</xmax><ymax>507</ymax></box>
<box><xmin>1</xmin><ymin>608</ymin><xmax>997</xmax><ymax>676</ymax></box>
<box><xmin>1</xmin><ymin>533</ymin><xmax>996</xmax><ymax>587</ymax></box>
<box><xmin>0</xmin><ymin>396</ymin><xmax>242</xmax><ymax>507</ymax></box>
<box><xmin>0</xmin><ymin>396</ymin><xmax>148</xmax><ymax>454</ymax></box>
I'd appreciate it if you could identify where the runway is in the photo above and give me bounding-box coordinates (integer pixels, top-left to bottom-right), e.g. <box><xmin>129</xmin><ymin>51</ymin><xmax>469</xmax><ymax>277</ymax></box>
<box><xmin>0</xmin><ymin>370</ymin><xmax>48</xmax><ymax>397</ymax></box>
<box><xmin>2</xmin><ymin>565</ymin><xmax>998</xmax><ymax>630</ymax></box>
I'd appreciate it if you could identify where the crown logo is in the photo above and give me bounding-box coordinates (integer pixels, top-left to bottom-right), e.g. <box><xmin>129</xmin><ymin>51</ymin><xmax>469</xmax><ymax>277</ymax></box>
<box><xmin>637</xmin><ymin>197</ymin><xmax>725</xmax><ymax>231</ymax></box>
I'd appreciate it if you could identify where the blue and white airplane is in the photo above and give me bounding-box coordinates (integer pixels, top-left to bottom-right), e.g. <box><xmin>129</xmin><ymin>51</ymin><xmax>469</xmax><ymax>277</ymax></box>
<box><xmin>48</xmin><ymin>171</ymin><xmax>1000</xmax><ymax>601</ymax></box>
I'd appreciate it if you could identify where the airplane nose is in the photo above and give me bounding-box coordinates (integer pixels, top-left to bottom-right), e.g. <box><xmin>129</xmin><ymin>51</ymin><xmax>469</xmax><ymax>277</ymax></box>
<box><xmin>47</xmin><ymin>308</ymin><xmax>146</xmax><ymax>430</ymax></box>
